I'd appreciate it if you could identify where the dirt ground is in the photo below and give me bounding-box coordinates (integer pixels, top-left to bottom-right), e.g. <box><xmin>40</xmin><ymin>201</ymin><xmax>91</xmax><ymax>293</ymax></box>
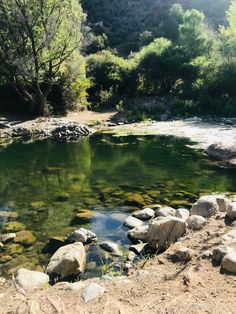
<box><xmin>1</xmin><ymin>214</ymin><xmax>236</xmax><ymax>314</ymax></box>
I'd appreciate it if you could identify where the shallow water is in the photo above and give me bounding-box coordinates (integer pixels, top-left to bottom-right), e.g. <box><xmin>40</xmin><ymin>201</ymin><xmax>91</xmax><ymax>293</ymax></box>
<box><xmin>0</xmin><ymin>134</ymin><xmax>235</xmax><ymax>277</ymax></box>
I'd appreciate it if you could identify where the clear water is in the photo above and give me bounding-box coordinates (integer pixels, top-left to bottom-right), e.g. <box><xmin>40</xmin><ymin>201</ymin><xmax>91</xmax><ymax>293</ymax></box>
<box><xmin>0</xmin><ymin>134</ymin><xmax>235</xmax><ymax>277</ymax></box>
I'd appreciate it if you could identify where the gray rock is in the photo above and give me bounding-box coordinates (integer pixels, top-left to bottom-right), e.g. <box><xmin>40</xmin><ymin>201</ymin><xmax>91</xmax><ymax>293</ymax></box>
<box><xmin>155</xmin><ymin>207</ymin><xmax>176</xmax><ymax>218</ymax></box>
<box><xmin>221</xmin><ymin>252</ymin><xmax>236</xmax><ymax>273</ymax></box>
<box><xmin>227</xmin><ymin>202</ymin><xmax>236</xmax><ymax>220</ymax></box>
<box><xmin>230</xmin><ymin>221</ymin><xmax>236</xmax><ymax>228</ymax></box>
<box><xmin>46</xmin><ymin>242</ymin><xmax>86</xmax><ymax>277</ymax></box>
<box><xmin>222</xmin><ymin>230</ymin><xmax>236</xmax><ymax>244</ymax></box>
<box><xmin>99</xmin><ymin>241</ymin><xmax>122</xmax><ymax>256</ymax></box>
<box><xmin>212</xmin><ymin>245</ymin><xmax>234</xmax><ymax>263</ymax></box>
<box><xmin>15</xmin><ymin>268</ymin><xmax>49</xmax><ymax>291</ymax></box>
<box><xmin>128</xmin><ymin>225</ymin><xmax>149</xmax><ymax>242</ymax></box>
<box><xmin>216</xmin><ymin>196</ymin><xmax>232</xmax><ymax>212</ymax></box>
<box><xmin>175</xmin><ymin>209</ymin><xmax>190</xmax><ymax>220</ymax></box>
<box><xmin>147</xmin><ymin>217</ymin><xmax>186</xmax><ymax>250</ymax></box>
<box><xmin>186</xmin><ymin>215</ymin><xmax>206</xmax><ymax>230</ymax></box>
<box><xmin>201</xmin><ymin>250</ymin><xmax>213</xmax><ymax>260</ymax></box>
<box><xmin>191</xmin><ymin>195</ymin><xmax>219</xmax><ymax>217</ymax></box>
<box><xmin>133</xmin><ymin>208</ymin><xmax>154</xmax><ymax>220</ymax></box>
<box><xmin>206</xmin><ymin>143</ymin><xmax>236</xmax><ymax>161</ymax></box>
<box><xmin>82</xmin><ymin>283</ymin><xmax>105</xmax><ymax>303</ymax></box>
<box><xmin>0</xmin><ymin>233</ymin><xmax>16</xmax><ymax>244</ymax></box>
<box><xmin>65</xmin><ymin>228</ymin><xmax>97</xmax><ymax>244</ymax></box>
<box><xmin>123</xmin><ymin>216</ymin><xmax>145</xmax><ymax>229</ymax></box>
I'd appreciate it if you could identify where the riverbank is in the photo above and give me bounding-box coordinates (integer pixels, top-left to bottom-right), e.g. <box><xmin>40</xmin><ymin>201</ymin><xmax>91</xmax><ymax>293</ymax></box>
<box><xmin>1</xmin><ymin>200</ymin><xmax>236</xmax><ymax>313</ymax></box>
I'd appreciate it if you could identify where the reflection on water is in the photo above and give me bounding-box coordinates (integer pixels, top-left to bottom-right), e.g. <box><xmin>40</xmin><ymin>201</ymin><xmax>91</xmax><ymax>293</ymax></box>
<box><xmin>0</xmin><ymin>134</ymin><xmax>235</xmax><ymax>276</ymax></box>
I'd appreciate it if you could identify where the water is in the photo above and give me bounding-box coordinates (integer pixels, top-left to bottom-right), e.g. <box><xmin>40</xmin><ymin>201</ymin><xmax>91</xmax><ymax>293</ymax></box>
<box><xmin>0</xmin><ymin>134</ymin><xmax>235</xmax><ymax>277</ymax></box>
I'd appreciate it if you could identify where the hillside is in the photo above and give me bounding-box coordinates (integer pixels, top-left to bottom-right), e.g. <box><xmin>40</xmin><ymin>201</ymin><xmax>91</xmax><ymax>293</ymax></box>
<box><xmin>81</xmin><ymin>0</ymin><xmax>231</xmax><ymax>54</ymax></box>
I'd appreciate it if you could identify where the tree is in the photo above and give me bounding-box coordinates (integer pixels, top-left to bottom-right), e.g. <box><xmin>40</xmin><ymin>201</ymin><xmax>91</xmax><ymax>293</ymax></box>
<box><xmin>0</xmin><ymin>0</ymin><xmax>85</xmax><ymax>116</ymax></box>
<box><xmin>179</xmin><ymin>9</ymin><xmax>213</xmax><ymax>59</ymax></box>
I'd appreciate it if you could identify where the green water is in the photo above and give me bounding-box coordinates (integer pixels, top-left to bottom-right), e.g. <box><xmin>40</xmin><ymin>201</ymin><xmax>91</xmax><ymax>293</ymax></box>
<box><xmin>0</xmin><ymin>134</ymin><xmax>235</xmax><ymax>277</ymax></box>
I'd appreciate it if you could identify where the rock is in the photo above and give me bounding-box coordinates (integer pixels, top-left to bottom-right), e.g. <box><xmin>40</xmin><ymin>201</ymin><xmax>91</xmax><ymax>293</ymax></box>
<box><xmin>186</xmin><ymin>215</ymin><xmax>206</xmax><ymax>230</ymax></box>
<box><xmin>132</xmin><ymin>208</ymin><xmax>154</xmax><ymax>220</ymax></box>
<box><xmin>221</xmin><ymin>252</ymin><xmax>236</xmax><ymax>273</ymax></box>
<box><xmin>3</xmin><ymin>221</ymin><xmax>26</xmax><ymax>232</ymax></box>
<box><xmin>75</xmin><ymin>209</ymin><xmax>93</xmax><ymax>221</ymax></box>
<box><xmin>15</xmin><ymin>268</ymin><xmax>49</xmax><ymax>290</ymax></box>
<box><xmin>0</xmin><ymin>254</ymin><xmax>12</xmax><ymax>263</ymax></box>
<box><xmin>191</xmin><ymin>195</ymin><xmax>219</xmax><ymax>217</ymax></box>
<box><xmin>0</xmin><ymin>233</ymin><xmax>16</xmax><ymax>244</ymax></box>
<box><xmin>8</xmin><ymin>243</ymin><xmax>24</xmax><ymax>255</ymax></box>
<box><xmin>65</xmin><ymin>228</ymin><xmax>97</xmax><ymax>244</ymax></box>
<box><xmin>147</xmin><ymin>217</ymin><xmax>186</xmax><ymax>250</ymax></box>
<box><xmin>201</xmin><ymin>250</ymin><xmax>213</xmax><ymax>260</ymax></box>
<box><xmin>0</xmin><ymin>211</ymin><xmax>18</xmax><ymax>219</ymax></box>
<box><xmin>206</xmin><ymin>143</ymin><xmax>236</xmax><ymax>161</ymax></box>
<box><xmin>68</xmin><ymin>282</ymin><xmax>86</xmax><ymax>291</ymax></box>
<box><xmin>222</xmin><ymin>230</ymin><xmax>236</xmax><ymax>244</ymax></box>
<box><xmin>124</xmin><ymin>261</ymin><xmax>133</xmax><ymax>270</ymax></box>
<box><xmin>212</xmin><ymin>245</ymin><xmax>234</xmax><ymax>263</ymax></box>
<box><xmin>175</xmin><ymin>208</ymin><xmax>190</xmax><ymax>220</ymax></box>
<box><xmin>170</xmin><ymin>247</ymin><xmax>195</xmax><ymax>263</ymax></box>
<box><xmin>231</xmin><ymin>221</ymin><xmax>236</xmax><ymax>228</ymax></box>
<box><xmin>124</xmin><ymin>194</ymin><xmax>145</xmax><ymax>208</ymax></box>
<box><xmin>46</xmin><ymin>242</ymin><xmax>86</xmax><ymax>277</ymax></box>
<box><xmin>227</xmin><ymin>202</ymin><xmax>236</xmax><ymax>219</ymax></box>
<box><xmin>82</xmin><ymin>283</ymin><xmax>105</xmax><ymax>303</ymax></box>
<box><xmin>127</xmin><ymin>251</ymin><xmax>137</xmax><ymax>262</ymax></box>
<box><xmin>129</xmin><ymin>243</ymin><xmax>147</xmax><ymax>255</ymax></box>
<box><xmin>123</xmin><ymin>216</ymin><xmax>145</xmax><ymax>229</ymax></box>
<box><xmin>155</xmin><ymin>207</ymin><xmax>176</xmax><ymax>218</ymax></box>
<box><xmin>14</xmin><ymin>230</ymin><xmax>36</xmax><ymax>247</ymax></box>
<box><xmin>12</xmin><ymin>127</ymin><xmax>32</xmax><ymax>138</ymax></box>
<box><xmin>51</xmin><ymin>123</ymin><xmax>91</xmax><ymax>141</ymax></box>
<box><xmin>216</xmin><ymin>196</ymin><xmax>232</xmax><ymax>212</ymax></box>
<box><xmin>128</xmin><ymin>225</ymin><xmax>149</xmax><ymax>242</ymax></box>
<box><xmin>43</xmin><ymin>236</ymin><xmax>65</xmax><ymax>254</ymax></box>
<box><xmin>30</xmin><ymin>201</ymin><xmax>46</xmax><ymax>210</ymax></box>
<box><xmin>99</xmin><ymin>241</ymin><xmax>122</xmax><ymax>257</ymax></box>
<box><xmin>55</xmin><ymin>193</ymin><xmax>70</xmax><ymax>202</ymax></box>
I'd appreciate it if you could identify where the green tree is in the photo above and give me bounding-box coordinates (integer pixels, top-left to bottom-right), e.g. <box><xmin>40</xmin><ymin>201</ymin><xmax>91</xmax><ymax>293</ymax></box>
<box><xmin>0</xmin><ymin>0</ymin><xmax>85</xmax><ymax>116</ymax></box>
<box><xmin>179</xmin><ymin>9</ymin><xmax>213</xmax><ymax>59</ymax></box>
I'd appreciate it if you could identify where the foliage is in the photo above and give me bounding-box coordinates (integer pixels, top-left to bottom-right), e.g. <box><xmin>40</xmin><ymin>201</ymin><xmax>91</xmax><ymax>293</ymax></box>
<box><xmin>0</xmin><ymin>0</ymin><xmax>86</xmax><ymax>115</ymax></box>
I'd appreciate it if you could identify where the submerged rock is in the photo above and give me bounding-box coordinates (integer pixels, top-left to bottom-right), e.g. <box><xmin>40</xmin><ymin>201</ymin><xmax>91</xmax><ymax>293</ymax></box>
<box><xmin>30</xmin><ymin>201</ymin><xmax>46</xmax><ymax>210</ymax></box>
<box><xmin>46</xmin><ymin>242</ymin><xmax>86</xmax><ymax>277</ymax></box>
<box><xmin>8</xmin><ymin>243</ymin><xmax>24</xmax><ymax>255</ymax></box>
<box><xmin>66</xmin><ymin>228</ymin><xmax>97</xmax><ymax>244</ymax></box>
<box><xmin>99</xmin><ymin>241</ymin><xmax>122</xmax><ymax>257</ymax></box>
<box><xmin>15</xmin><ymin>268</ymin><xmax>49</xmax><ymax>290</ymax></box>
<box><xmin>123</xmin><ymin>215</ymin><xmax>145</xmax><ymax>229</ymax></box>
<box><xmin>55</xmin><ymin>193</ymin><xmax>70</xmax><ymax>202</ymax></box>
<box><xmin>3</xmin><ymin>221</ymin><xmax>26</xmax><ymax>232</ymax></box>
<box><xmin>0</xmin><ymin>211</ymin><xmax>18</xmax><ymax>219</ymax></box>
<box><xmin>14</xmin><ymin>230</ymin><xmax>36</xmax><ymax>247</ymax></box>
<box><xmin>124</xmin><ymin>194</ymin><xmax>145</xmax><ymax>208</ymax></box>
<box><xmin>186</xmin><ymin>215</ymin><xmax>206</xmax><ymax>230</ymax></box>
<box><xmin>147</xmin><ymin>217</ymin><xmax>186</xmax><ymax>250</ymax></box>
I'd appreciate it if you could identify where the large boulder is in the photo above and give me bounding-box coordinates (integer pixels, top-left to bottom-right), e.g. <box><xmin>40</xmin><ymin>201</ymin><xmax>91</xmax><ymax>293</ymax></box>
<box><xmin>191</xmin><ymin>195</ymin><xmax>219</xmax><ymax>217</ymax></box>
<box><xmin>65</xmin><ymin>228</ymin><xmax>97</xmax><ymax>244</ymax></box>
<box><xmin>206</xmin><ymin>143</ymin><xmax>236</xmax><ymax>161</ymax></box>
<box><xmin>147</xmin><ymin>217</ymin><xmax>186</xmax><ymax>250</ymax></box>
<box><xmin>128</xmin><ymin>225</ymin><xmax>149</xmax><ymax>242</ymax></box>
<box><xmin>15</xmin><ymin>268</ymin><xmax>49</xmax><ymax>290</ymax></box>
<box><xmin>46</xmin><ymin>242</ymin><xmax>86</xmax><ymax>277</ymax></box>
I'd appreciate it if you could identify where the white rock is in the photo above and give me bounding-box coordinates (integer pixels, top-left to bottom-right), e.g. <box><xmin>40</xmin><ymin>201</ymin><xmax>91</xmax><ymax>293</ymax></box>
<box><xmin>15</xmin><ymin>268</ymin><xmax>49</xmax><ymax>291</ymax></box>
<box><xmin>186</xmin><ymin>215</ymin><xmax>206</xmax><ymax>230</ymax></box>
<box><xmin>175</xmin><ymin>208</ymin><xmax>190</xmax><ymax>220</ymax></box>
<box><xmin>65</xmin><ymin>228</ymin><xmax>97</xmax><ymax>244</ymax></box>
<box><xmin>216</xmin><ymin>196</ymin><xmax>232</xmax><ymax>212</ymax></box>
<box><xmin>191</xmin><ymin>195</ymin><xmax>219</xmax><ymax>217</ymax></box>
<box><xmin>132</xmin><ymin>208</ymin><xmax>154</xmax><ymax>220</ymax></box>
<box><xmin>222</xmin><ymin>230</ymin><xmax>236</xmax><ymax>244</ymax></box>
<box><xmin>46</xmin><ymin>242</ymin><xmax>86</xmax><ymax>277</ymax></box>
<box><xmin>212</xmin><ymin>245</ymin><xmax>234</xmax><ymax>263</ymax></box>
<box><xmin>99</xmin><ymin>241</ymin><xmax>122</xmax><ymax>256</ymax></box>
<box><xmin>82</xmin><ymin>283</ymin><xmax>105</xmax><ymax>303</ymax></box>
<box><xmin>0</xmin><ymin>233</ymin><xmax>16</xmax><ymax>243</ymax></box>
<box><xmin>123</xmin><ymin>216</ymin><xmax>145</xmax><ymax>229</ymax></box>
<box><xmin>147</xmin><ymin>217</ymin><xmax>186</xmax><ymax>250</ymax></box>
<box><xmin>227</xmin><ymin>202</ymin><xmax>236</xmax><ymax>219</ymax></box>
<box><xmin>155</xmin><ymin>207</ymin><xmax>176</xmax><ymax>218</ymax></box>
<box><xmin>221</xmin><ymin>252</ymin><xmax>236</xmax><ymax>273</ymax></box>
<box><xmin>128</xmin><ymin>225</ymin><xmax>148</xmax><ymax>242</ymax></box>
